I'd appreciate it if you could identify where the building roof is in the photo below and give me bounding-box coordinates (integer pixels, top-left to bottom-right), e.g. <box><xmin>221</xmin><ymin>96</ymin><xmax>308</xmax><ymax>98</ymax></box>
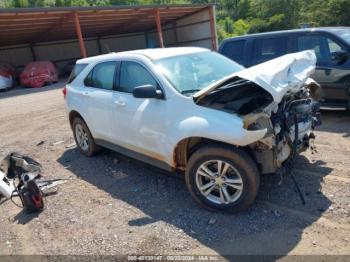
<box><xmin>77</xmin><ymin>47</ymin><xmax>209</xmax><ymax>63</ymax></box>
<box><xmin>0</xmin><ymin>4</ymin><xmax>213</xmax><ymax>47</ymax></box>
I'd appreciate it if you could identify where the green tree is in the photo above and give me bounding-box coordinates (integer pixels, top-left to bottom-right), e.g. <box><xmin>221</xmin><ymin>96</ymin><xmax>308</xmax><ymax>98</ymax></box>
<box><xmin>301</xmin><ymin>0</ymin><xmax>350</xmax><ymax>27</ymax></box>
<box><xmin>217</xmin><ymin>17</ymin><xmax>250</xmax><ymax>42</ymax></box>
<box><xmin>249</xmin><ymin>0</ymin><xmax>301</xmax><ymax>30</ymax></box>
<box><xmin>218</xmin><ymin>0</ymin><xmax>250</xmax><ymax>20</ymax></box>
<box><xmin>32</xmin><ymin>0</ymin><xmax>57</xmax><ymax>6</ymax></box>
<box><xmin>13</xmin><ymin>0</ymin><xmax>29</xmax><ymax>7</ymax></box>
<box><xmin>0</xmin><ymin>0</ymin><xmax>14</xmax><ymax>7</ymax></box>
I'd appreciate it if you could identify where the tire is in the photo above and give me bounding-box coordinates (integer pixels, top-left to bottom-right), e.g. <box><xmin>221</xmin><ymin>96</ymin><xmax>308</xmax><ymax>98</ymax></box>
<box><xmin>185</xmin><ymin>145</ymin><xmax>260</xmax><ymax>213</ymax></box>
<box><xmin>72</xmin><ymin>117</ymin><xmax>99</xmax><ymax>157</ymax></box>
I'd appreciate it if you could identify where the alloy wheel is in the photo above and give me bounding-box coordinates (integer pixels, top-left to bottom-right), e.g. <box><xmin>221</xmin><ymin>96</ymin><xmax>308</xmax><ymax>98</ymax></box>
<box><xmin>75</xmin><ymin>123</ymin><xmax>89</xmax><ymax>152</ymax></box>
<box><xmin>195</xmin><ymin>160</ymin><xmax>243</xmax><ymax>205</ymax></box>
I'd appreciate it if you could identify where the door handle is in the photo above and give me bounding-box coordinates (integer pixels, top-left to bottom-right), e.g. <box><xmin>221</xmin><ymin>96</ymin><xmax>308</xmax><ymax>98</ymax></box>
<box><xmin>82</xmin><ymin>91</ymin><xmax>90</xmax><ymax>97</ymax></box>
<box><xmin>114</xmin><ymin>100</ymin><xmax>126</xmax><ymax>107</ymax></box>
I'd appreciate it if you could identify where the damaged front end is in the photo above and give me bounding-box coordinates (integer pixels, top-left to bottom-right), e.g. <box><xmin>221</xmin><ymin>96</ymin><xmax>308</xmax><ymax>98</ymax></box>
<box><xmin>243</xmin><ymin>82</ymin><xmax>321</xmax><ymax>173</ymax></box>
<box><xmin>194</xmin><ymin>50</ymin><xmax>322</xmax><ymax>174</ymax></box>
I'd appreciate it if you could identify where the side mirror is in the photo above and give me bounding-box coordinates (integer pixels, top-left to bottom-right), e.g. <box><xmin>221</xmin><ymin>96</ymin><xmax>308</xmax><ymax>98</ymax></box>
<box><xmin>331</xmin><ymin>50</ymin><xmax>349</xmax><ymax>63</ymax></box>
<box><xmin>132</xmin><ymin>84</ymin><xmax>164</xmax><ymax>99</ymax></box>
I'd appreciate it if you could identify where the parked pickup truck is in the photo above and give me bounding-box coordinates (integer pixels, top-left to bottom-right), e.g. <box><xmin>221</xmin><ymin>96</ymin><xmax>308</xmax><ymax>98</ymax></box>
<box><xmin>64</xmin><ymin>47</ymin><xmax>321</xmax><ymax>213</ymax></box>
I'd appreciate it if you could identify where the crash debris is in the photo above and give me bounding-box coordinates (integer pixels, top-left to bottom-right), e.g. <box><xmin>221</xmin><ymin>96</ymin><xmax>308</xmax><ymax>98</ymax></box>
<box><xmin>0</xmin><ymin>153</ymin><xmax>69</xmax><ymax>214</ymax></box>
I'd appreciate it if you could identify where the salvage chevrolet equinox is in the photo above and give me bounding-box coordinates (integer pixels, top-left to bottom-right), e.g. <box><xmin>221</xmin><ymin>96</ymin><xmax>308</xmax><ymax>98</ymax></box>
<box><xmin>64</xmin><ymin>47</ymin><xmax>321</xmax><ymax>213</ymax></box>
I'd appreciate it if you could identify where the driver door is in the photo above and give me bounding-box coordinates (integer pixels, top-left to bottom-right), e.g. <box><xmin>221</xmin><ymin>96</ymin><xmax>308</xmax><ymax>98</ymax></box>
<box><xmin>111</xmin><ymin>61</ymin><xmax>168</xmax><ymax>161</ymax></box>
<box><xmin>297</xmin><ymin>33</ymin><xmax>349</xmax><ymax>100</ymax></box>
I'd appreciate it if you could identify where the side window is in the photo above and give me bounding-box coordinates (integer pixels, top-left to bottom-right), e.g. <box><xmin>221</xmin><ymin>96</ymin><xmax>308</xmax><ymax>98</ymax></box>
<box><xmin>298</xmin><ymin>35</ymin><xmax>327</xmax><ymax>60</ymax></box>
<box><xmin>84</xmin><ymin>61</ymin><xmax>117</xmax><ymax>90</ymax></box>
<box><xmin>220</xmin><ymin>40</ymin><xmax>246</xmax><ymax>65</ymax></box>
<box><xmin>118</xmin><ymin>61</ymin><xmax>158</xmax><ymax>93</ymax></box>
<box><xmin>297</xmin><ymin>35</ymin><xmax>345</xmax><ymax>61</ymax></box>
<box><xmin>67</xmin><ymin>63</ymin><xmax>87</xmax><ymax>84</ymax></box>
<box><xmin>253</xmin><ymin>37</ymin><xmax>288</xmax><ymax>64</ymax></box>
<box><xmin>327</xmin><ymin>38</ymin><xmax>344</xmax><ymax>53</ymax></box>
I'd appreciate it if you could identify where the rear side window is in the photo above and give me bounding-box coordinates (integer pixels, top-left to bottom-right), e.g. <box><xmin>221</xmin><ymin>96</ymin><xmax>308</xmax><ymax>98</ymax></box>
<box><xmin>220</xmin><ymin>40</ymin><xmax>246</xmax><ymax>65</ymax></box>
<box><xmin>253</xmin><ymin>37</ymin><xmax>288</xmax><ymax>64</ymax></box>
<box><xmin>84</xmin><ymin>61</ymin><xmax>117</xmax><ymax>90</ymax></box>
<box><xmin>67</xmin><ymin>63</ymin><xmax>87</xmax><ymax>83</ymax></box>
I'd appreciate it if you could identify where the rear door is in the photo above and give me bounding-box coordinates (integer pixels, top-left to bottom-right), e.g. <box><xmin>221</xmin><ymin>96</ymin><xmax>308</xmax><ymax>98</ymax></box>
<box><xmin>83</xmin><ymin>61</ymin><xmax>118</xmax><ymax>141</ymax></box>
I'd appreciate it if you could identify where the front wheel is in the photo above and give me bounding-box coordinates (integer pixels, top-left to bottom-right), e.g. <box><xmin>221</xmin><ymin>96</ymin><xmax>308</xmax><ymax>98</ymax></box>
<box><xmin>185</xmin><ymin>145</ymin><xmax>260</xmax><ymax>213</ymax></box>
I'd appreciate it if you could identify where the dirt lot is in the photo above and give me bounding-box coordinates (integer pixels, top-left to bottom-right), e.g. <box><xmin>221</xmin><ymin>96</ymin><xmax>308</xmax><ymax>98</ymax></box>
<box><xmin>0</xmin><ymin>83</ymin><xmax>349</xmax><ymax>260</ymax></box>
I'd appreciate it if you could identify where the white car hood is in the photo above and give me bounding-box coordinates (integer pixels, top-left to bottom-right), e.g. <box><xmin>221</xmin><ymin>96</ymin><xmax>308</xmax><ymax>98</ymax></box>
<box><xmin>193</xmin><ymin>50</ymin><xmax>317</xmax><ymax>103</ymax></box>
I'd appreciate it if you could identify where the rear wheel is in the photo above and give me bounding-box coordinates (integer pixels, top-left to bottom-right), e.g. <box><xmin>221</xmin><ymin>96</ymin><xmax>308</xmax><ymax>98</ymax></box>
<box><xmin>185</xmin><ymin>145</ymin><xmax>260</xmax><ymax>213</ymax></box>
<box><xmin>72</xmin><ymin>117</ymin><xmax>99</xmax><ymax>157</ymax></box>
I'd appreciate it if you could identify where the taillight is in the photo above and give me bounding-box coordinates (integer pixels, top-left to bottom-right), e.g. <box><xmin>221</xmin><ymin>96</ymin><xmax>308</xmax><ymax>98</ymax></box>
<box><xmin>62</xmin><ymin>86</ymin><xmax>67</xmax><ymax>99</ymax></box>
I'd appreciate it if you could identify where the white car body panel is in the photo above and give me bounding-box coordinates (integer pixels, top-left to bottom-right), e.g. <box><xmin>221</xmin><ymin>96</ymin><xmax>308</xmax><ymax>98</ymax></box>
<box><xmin>65</xmin><ymin>47</ymin><xmax>316</xmax><ymax>168</ymax></box>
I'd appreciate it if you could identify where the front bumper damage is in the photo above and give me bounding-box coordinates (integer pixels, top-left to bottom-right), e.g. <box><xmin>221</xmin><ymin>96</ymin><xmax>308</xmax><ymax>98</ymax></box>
<box><xmin>195</xmin><ymin>50</ymin><xmax>322</xmax><ymax>174</ymax></box>
<box><xmin>244</xmin><ymin>89</ymin><xmax>321</xmax><ymax>174</ymax></box>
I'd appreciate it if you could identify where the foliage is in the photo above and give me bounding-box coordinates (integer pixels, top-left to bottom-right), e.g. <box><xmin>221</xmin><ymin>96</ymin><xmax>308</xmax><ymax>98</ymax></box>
<box><xmin>216</xmin><ymin>0</ymin><xmax>349</xmax><ymax>40</ymax></box>
<box><xmin>217</xmin><ymin>17</ymin><xmax>250</xmax><ymax>42</ymax></box>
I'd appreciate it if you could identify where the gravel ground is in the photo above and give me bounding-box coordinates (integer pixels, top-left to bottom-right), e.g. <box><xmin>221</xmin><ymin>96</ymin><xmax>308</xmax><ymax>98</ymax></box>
<box><xmin>0</xmin><ymin>83</ymin><xmax>349</xmax><ymax>260</ymax></box>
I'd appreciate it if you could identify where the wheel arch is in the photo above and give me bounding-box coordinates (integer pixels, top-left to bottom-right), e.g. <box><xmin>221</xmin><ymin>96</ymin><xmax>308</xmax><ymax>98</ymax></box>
<box><xmin>173</xmin><ymin>137</ymin><xmax>256</xmax><ymax>171</ymax></box>
<box><xmin>69</xmin><ymin>110</ymin><xmax>85</xmax><ymax>129</ymax></box>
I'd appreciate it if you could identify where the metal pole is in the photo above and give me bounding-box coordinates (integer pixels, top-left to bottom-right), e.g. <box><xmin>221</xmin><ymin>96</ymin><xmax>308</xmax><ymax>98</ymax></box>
<box><xmin>73</xmin><ymin>12</ymin><xmax>87</xmax><ymax>58</ymax></box>
<box><xmin>29</xmin><ymin>45</ymin><xmax>37</xmax><ymax>61</ymax></box>
<box><xmin>173</xmin><ymin>21</ymin><xmax>179</xmax><ymax>47</ymax></box>
<box><xmin>97</xmin><ymin>37</ymin><xmax>102</xmax><ymax>54</ymax></box>
<box><xmin>208</xmin><ymin>6</ymin><xmax>217</xmax><ymax>51</ymax></box>
<box><xmin>155</xmin><ymin>9</ymin><xmax>164</xmax><ymax>48</ymax></box>
<box><xmin>144</xmin><ymin>31</ymin><xmax>150</xmax><ymax>48</ymax></box>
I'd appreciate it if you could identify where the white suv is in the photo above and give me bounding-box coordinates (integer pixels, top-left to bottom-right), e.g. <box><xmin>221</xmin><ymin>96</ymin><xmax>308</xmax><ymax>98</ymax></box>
<box><xmin>64</xmin><ymin>47</ymin><xmax>321</xmax><ymax>213</ymax></box>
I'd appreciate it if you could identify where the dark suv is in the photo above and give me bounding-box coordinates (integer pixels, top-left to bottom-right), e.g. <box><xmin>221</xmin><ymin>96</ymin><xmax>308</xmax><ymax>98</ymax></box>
<box><xmin>219</xmin><ymin>27</ymin><xmax>350</xmax><ymax>109</ymax></box>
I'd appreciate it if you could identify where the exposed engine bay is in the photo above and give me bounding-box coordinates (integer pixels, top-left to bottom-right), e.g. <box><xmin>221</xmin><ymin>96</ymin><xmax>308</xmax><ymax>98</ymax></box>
<box><xmin>194</xmin><ymin>50</ymin><xmax>322</xmax><ymax>174</ymax></box>
<box><xmin>197</xmin><ymin>78</ymin><xmax>321</xmax><ymax>174</ymax></box>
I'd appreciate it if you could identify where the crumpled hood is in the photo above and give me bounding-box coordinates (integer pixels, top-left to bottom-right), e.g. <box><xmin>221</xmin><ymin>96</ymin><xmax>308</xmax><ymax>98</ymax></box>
<box><xmin>193</xmin><ymin>50</ymin><xmax>317</xmax><ymax>103</ymax></box>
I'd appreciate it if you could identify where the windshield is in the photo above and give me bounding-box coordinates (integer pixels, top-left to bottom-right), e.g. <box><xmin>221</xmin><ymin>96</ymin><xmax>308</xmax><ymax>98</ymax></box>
<box><xmin>154</xmin><ymin>51</ymin><xmax>244</xmax><ymax>95</ymax></box>
<box><xmin>331</xmin><ymin>28</ymin><xmax>350</xmax><ymax>45</ymax></box>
